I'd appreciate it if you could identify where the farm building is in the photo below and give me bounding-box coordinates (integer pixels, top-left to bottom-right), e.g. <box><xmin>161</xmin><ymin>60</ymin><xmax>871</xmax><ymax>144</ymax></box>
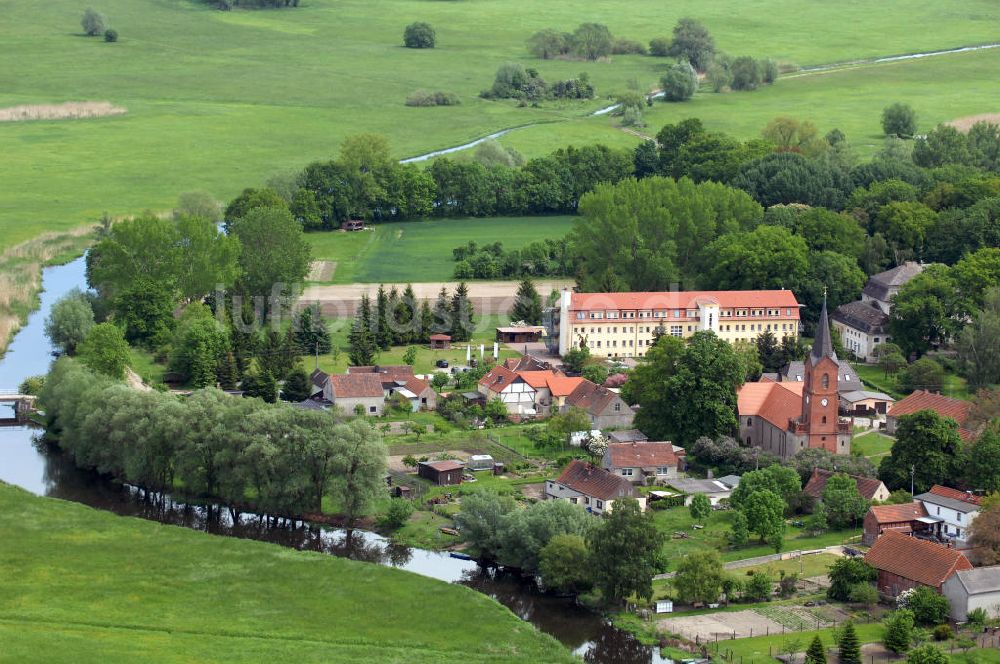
<box><xmin>886</xmin><ymin>390</ymin><xmax>974</xmax><ymax>440</ymax></box>
<box><xmin>862</xmin><ymin>502</ymin><xmax>932</xmax><ymax>546</ymax></box>
<box><xmin>803</xmin><ymin>468</ymin><xmax>890</xmax><ymax>503</ymax></box>
<box><xmin>418</xmin><ymin>460</ymin><xmax>464</xmax><ymax>486</ymax></box>
<box><xmin>496</xmin><ymin>326</ymin><xmax>545</xmax><ymax>344</ymax></box>
<box><xmin>865</xmin><ymin>530</ymin><xmax>972</xmax><ymax>598</ymax></box>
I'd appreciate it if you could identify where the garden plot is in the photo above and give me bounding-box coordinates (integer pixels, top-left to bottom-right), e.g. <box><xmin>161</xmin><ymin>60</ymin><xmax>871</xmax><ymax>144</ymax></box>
<box><xmin>658</xmin><ymin>610</ymin><xmax>786</xmax><ymax>641</ymax></box>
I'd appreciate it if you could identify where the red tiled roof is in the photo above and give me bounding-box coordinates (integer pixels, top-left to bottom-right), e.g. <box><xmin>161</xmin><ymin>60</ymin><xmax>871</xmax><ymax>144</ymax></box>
<box><xmin>570</xmin><ymin>290</ymin><xmax>801</xmax><ymax>315</ymax></box>
<box><xmin>867</xmin><ymin>502</ymin><xmax>929</xmax><ymax>525</ymax></box>
<box><xmin>503</xmin><ymin>355</ymin><xmax>553</xmax><ymax>372</ymax></box>
<box><xmin>401</xmin><ymin>376</ymin><xmax>432</xmax><ymax>395</ymax></box>
<box><xmin>865</xmin><ymin>530</ymin><xmax>972</xmax><ymax>587</ymax></box>
<box><xmin>546</xmin><ymin>375</ymin><xmax>585</xmax><ymax>397</ymax></box>
<box><xmin>738</xmin><ymin>381</ymin><xmax>804</xmax><ymax>429</ymax></box>
<box><xmin>429</xmin><ymin>334</ymin><xmax>451</xmax><ymax>341</ymax></box>
<box><xmin>803</xmin><ymin>468</ymin><xmax>887</xmax><ymax>501</ymax></box>
<box><xmin>607</xmin><ymin>442</ymin><xmax>678</xmax><ymax>470</ymax></box>
<box><xmin>518</xmin><ymin>370</ymin><xmax>554</xmax><ymax>389</ymax></box>
<box><xmin>478</xmin><ymin>365</ymin><xmax>520</xmax><ymax>393</ymax></box>
<box><xmin>328</xmin><ymin>374</ymin><xmax>384</xmax><ymax>399</ymax></box>
<box><xmin>888</xmin><ymin>390</ymin><xmax>971</xmax><ymax>425</ymax></box>
<box><xmin>928</xmin><ymin>485</ymin><xmax>982</xmax><ymax>506</ymax></box>
<box><xmin>554</xmin><ymin>459</ymin><xmax>639</xmax><ymax>501</ymax></box>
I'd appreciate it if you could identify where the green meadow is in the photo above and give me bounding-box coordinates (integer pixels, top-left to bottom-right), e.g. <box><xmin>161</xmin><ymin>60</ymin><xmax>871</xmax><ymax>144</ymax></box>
<box><xmin>305</xmin><ymin>215</ymin><xmax>576</xmax><ymax>284</ymax></box>
<box><xmin>2</xmin><ymin>0</ymin><xmax>1000</xmax><ymax>251</ymax></box>
<box><xmin>0</xmin><ymin>482</ymin><xmax>574</xmax><ymax>664</ymax></box>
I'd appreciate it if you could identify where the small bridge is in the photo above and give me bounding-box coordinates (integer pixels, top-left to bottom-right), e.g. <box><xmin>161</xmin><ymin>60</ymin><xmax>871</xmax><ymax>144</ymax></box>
<box><xmin>0</xmin><ymin>391</ymin><xmax>37</xmax><ymax>422</ymax></box>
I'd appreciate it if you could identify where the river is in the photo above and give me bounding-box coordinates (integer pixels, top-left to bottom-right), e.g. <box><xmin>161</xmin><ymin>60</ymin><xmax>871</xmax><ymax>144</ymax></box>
<box><xmin>0</xmin><ymin>255</ymin><xmax>674</xmax><ymax>664</ymax></box>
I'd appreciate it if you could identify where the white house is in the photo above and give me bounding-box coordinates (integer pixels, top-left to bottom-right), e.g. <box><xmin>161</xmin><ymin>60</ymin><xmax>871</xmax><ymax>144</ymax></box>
<box><xmin>915</xmin><ymin>485</ymin><xmax>982</xmax><ymax>549</ymax></box>
<box><xmin>477</xmin><ymin>365</ymin><xmax>537</xmax><ymax>415</ymax></box>
<box><xmin>943</xmin><ymin>567</ymin><xmax>1000</xmax><ymax>622</ymax></box>
<box><xmin>546</xmin><ymin>459</ymin><xmax>646</xmax><ymax>514</ymax></box>
<box><xmin>602</xmin><ymin>442</ymin><xmax>680</xmax><ymax>485</ymax></box>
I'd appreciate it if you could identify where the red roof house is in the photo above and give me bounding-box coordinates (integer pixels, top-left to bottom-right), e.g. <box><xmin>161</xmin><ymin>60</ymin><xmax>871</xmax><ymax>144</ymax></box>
<box><xmin>803</xmin><ymin>468</ymin><xmax>890</xmax><ymax>503</ymax></box>
<box><xmin>602</xmin><ymin>442</ymin><xmax>680</xmax><ymax>485</ymax></box>
<box><xmin>865</xmin><ymin>530</ymin><xmax>972</xmax><ymax>597</ymax></box>
<box><xmin>862</xmin><ymin>502</ymin><xmax>931</xmax><ymax>545</ymax></box>
<box><xmin>887</xmin><ymin>390</ymin><xmax>974</xmax><ymax>440</ymax></box>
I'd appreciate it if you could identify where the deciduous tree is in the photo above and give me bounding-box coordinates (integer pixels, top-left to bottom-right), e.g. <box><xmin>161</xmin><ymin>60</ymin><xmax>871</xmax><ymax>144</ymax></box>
<box><xmin>673</xmin><ymin>550</ymin><xmax>725</xmax><ymax>604</ymax></box>
<box><xmin>44</xmin><ymin>289</ymin><xmax>95</xmax><ymax>355</ymax></box>
<box><xmin>879</xmin><ymin>410</ymin><xmax>964</xmax><ymax>493</ymax></box>
<box><xmin>77</xmin><ymin>323</ymin><xmax>130</xmax><ymax>379</ymax></box>
<box><xmin>588</xmin><ymin>498</ymin><xmax>665</xmax><ymax>604</ymax></box>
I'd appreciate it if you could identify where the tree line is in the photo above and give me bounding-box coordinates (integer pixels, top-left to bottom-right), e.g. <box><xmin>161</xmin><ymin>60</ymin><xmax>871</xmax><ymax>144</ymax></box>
<box><xmin>40</xmin><ymin>359</ymin><xmax>387</xmax><ymax>523</ymax></box>
<box><xmin>451</xmin><ymin>238</ymin><xmax>578</xmax><ymax>279</ymax></box>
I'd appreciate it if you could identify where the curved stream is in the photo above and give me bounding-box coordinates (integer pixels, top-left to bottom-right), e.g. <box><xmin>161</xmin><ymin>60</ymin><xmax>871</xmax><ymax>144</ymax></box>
<box><xmin>0</xmin><ymin>255</ymin><xmax>673</xmax><ymax>664</ymax></box>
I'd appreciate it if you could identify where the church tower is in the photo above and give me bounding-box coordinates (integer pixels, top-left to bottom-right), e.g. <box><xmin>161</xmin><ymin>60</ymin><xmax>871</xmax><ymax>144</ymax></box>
<box><xmin>800</xmin><ymin>293</ymin><xmax>844</xmax><ymax>453</ymax></box>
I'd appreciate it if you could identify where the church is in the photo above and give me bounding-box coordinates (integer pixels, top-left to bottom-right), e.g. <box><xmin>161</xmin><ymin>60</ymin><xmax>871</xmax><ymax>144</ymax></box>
<box><xmin>736</xmin><ymin>298</ymin><xmax>852</xmax><ymax>459</ymax></box>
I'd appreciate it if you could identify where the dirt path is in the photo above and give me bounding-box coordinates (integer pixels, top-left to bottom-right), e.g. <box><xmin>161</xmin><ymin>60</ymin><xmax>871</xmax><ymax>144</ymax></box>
<box><xmin>301</xmin><ymin>279</ymin><xmax>573</xmax><ymax>317</ymax></box>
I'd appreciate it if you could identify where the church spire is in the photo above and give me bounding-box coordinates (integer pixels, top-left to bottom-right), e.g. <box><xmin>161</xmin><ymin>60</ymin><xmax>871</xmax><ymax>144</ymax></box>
<box><xmin>811</xmin><ymin>287</ymin><xmax>835</xmax><ymax>364</ymax></box>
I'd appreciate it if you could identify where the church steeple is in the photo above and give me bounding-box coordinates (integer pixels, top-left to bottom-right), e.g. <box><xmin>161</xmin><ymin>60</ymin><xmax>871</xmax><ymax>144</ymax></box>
<box><xmin>811</xmin><ymin>288</ymin><xmax>835</xmax><ymax>364</ymax></box>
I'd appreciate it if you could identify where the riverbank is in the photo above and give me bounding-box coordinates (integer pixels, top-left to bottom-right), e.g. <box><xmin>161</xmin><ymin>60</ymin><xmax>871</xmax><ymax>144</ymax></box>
<box><xmin>0</xmin><ymin>228</ymin><xmax>92</xmax><ymax>359</ymax></box>
<box><xmin>0</xmin><ymin>480</ymin><xmax>575</xmax><ymax>663</ymax></box>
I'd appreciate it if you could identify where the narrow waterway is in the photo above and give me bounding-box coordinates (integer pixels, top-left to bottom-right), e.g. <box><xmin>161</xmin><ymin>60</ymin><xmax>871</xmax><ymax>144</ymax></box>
<box><xmin>0</xmin><ymin>255</ymin><xmax>673</xmax><ymax>664</ymax></box>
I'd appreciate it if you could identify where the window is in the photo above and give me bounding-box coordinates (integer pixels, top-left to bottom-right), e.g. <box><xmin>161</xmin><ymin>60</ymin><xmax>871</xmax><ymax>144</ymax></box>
<box><xmin>957</xmin><ymin>512</ymin><xmax>962</xmax><ymax>522</ymax></box>
<box><xmin>937</xmin><ymin>506</ymin><xmax>941</xmax><ymax>515</ymax></box>
<box><xmin>622</xmin><ymin>468</ymin><xmax>633</xmax><ymax>476</ymax></box>
<box><xmin>747</xmin><ymin>418</ymin><xmax>752</xmax><ymax>426</ymax></box>
<box><xmin>670</xmin><ymin>325</ymin><xmax>683</xmax><ymax>337</ymax></box>
<box><xmin>369</xmin><ymin>406</ymin><xmax>377</xmax><ymax>413</ymax></box>
<box><xmin>576</xmin><ymin>312</ymin><xmax>585</xmax><ymax>320</ymax></box>
<box><xmin>596</xmin><ymin>500</ymin><xmax>604</xmax><ymax>509</ymax></box>
<box><xmin>821</xmin><ymin>416</ymin><xmax>827</xmax><ymax>424</ymax></box>
<box><xmin>584</xmin><ymin>497</ymin><xmax>590</xmax><ymax>505</ymax></box>
<box><xmin>656</xmin><ymin>466</ymin><xmax>669</xmax><ymax>475</ymax></box>
<box><xmin>821</xmin><ymin>373</ymin><xmax>829</xmax><ymax>389</ymax></box>
<box><xmin>569</xmin><ymin>497</ymin><xmax>577</xmax><ymax>504</ymax></box>
<box><xmin>614</xmin><ymin>402</ymin><xmax>622</xmax><ymax>412</ymax></box>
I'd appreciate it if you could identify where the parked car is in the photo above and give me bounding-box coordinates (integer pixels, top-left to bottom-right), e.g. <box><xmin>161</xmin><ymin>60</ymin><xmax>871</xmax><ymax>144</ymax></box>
<box><xmin>436</xmin><ymin>359</ymin><xmax>449</xmax><ymax>368</ymax></box>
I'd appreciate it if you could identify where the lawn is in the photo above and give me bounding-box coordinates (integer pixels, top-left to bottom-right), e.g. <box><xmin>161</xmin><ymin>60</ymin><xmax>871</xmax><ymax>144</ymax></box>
<box><xmin>851</xmin><ymin>431</ymin><xmax>895</xmax><ymax>465</ymax></box>
<box><xmin>305</xmin><ymin>216</ymin><xmax>576</xmax><ymax>284</ymax></box>
<box><xmin>652</xmin><ymin>506</ymin><xmax>859</xmax><ymax>571</ymax></box>
<box><xmin>853</xmin><ymin>362</ymin><xmax>971</xmax><ymax>400</ymax></box>
<box><xmin>3</xmin><ymin>0</ymin><xmax>1000</xmax><ymax>253</ymax></box>
<box><xmin>0</xmin><ymin>481</ymin><xmax>574</xmax><ymax>663</ymax></box>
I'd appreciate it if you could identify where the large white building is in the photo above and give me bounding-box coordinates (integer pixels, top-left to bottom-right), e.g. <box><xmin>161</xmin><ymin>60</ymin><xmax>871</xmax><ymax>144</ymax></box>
<box><xmin>831</xmin><ymin>262</ymin><xmax>923</xmax><ymax>362</ymax></box>
<box><xmin>556</xmin><ymin>289</ymin><xmax>801</xmax><ymax>358</ymax></box>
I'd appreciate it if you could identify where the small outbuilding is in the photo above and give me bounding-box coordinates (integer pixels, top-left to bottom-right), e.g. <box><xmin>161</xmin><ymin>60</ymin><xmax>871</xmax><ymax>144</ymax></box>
<box><xmin>429</xmin><ymin>334</ymin><xmax>451</xmax><ymax>349</ymax></box>
<box><xmin>467</xmin><ymin>454</ymin><xmax>495</xmax><ymax>471</ymax></box>
<box><xmin>418</xmin><ymin>460</ymin><xmax>465</xmax><ymax>486</ymax></box>
<box><xmin>496</xmin><ymin>326</ymin><xmax>545</xmax><ymax>344</ymax></box>
<box><xmin>943</xmin><ymin>566</ymin><xmax>1000</xmax><ymax>622</ymax></box>
<box><xmin>341</xmin><ymin>219</ymin><xmax>365</xmax><ymax>231</ymax></box>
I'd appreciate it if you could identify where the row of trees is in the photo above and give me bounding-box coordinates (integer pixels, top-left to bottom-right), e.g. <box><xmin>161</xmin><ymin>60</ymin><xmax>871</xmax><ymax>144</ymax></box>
<box><xmin>455</xmin><ymin>492</ymin><xmax>664</xmax><ymax>603</ymax></box>
<box><xmin>41</xmin><ymin>359</ymin><xmax>387</xmax><ymax>523</ymax></box>
<box><xmin>527</xmin><ymin>23</ymin><xmax>645</xmax><ymax>61</ymax></box>
<box><xmin>481</xmin><ymin>64</ymin><xmax>594</xmax><ymax>102</ymax></box>
<box><xmin>347</xmin><ymin>283</ymin><xmax>475</xmax><ymax>365</ymax></box>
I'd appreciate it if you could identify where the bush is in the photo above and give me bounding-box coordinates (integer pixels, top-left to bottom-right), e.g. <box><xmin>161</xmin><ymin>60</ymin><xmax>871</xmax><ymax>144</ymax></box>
<box><xmin>761</xmin><ymin>59</ymin><xmax>779</xmax><ymax>84</ymax></box>
<box><xmin>706</xmin><ymin>62</ymin><xmax>732</xmax><ymax>92</ymax></box>
<box><xmin>81</xmin><ymin>8</ymin><xmax>106</xmax><ymax>36</ymax></box>
<box><xmin>403</xmin><ymin>22</ymin><xmax>435</xmax><ymax>49</ymax></box>
<box><xmin>730</xmin><ymin>56</ymin><xmax>762</xmax><ymax>91</ymax></box>
<box><xmin>611</xmin><ymin>38</ymin><xmax>647</xmax><ymax>55</ymax></box>
<box><xmin>883</xmin><ymin>103</ymin><xmax>917</xmax><ymax>138</ymax></box>
<box><xmin>849</xmin><ymin>582</ymin><xmax>879</xmax><ymax>608</ymax></box>
<box><xmin>743</xmin><ymin>572</ymin><xmax>772</xmax><ymax>601</ymax></box>
<box><xmin>660</xmin><ymin>62</ymin><xmax>698</xmax><ymax>102</ymax></box>
<box><xmin>527</xmin><ymin>29</ymin><xmax>570</xmax><ymax>60</ymax></box>
<box><xmin>883</xmin><ymin>610</ymin><xmax>915</xmax><ymax>653</ymax></box>
<box><xmin>405</xmin><ymin>90</ymin><xmax>460</xmax><ymax>107</ymax></box>
<box><xmin>901</xmin><ymin>586</ymin><xmax>951</xmax><ymax>626</ymax></box>
<box><xmin>379</xmin><ymin>498</ymin><xmax>414</xmax><ymax>530</ymax></box>
<box><xmin>932</xmin><ymin>625</ymin><xmax>953</xmax><ymax>642</ymax></box>
<box><xmin>19</xmin><ymin>375</ymin><xmax>45</xmax><ymax>396</ymax></box>
<box><xmin>103</xmin><ymin>28</ymin><xmax>118</xmax><ymax>42</ymax></box>
<box><xmin>649</xmin><ymin>37</ymin><xmax>671</xmax><ymax>57</ymax></box>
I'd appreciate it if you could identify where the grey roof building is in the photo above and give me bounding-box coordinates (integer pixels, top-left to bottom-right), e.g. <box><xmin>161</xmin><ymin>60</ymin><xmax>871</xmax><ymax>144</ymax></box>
<box><xmin>943</xmin><ymin>566</ymin><xmax>1000</xmax><ymax>622</ymax></box>
<box><xmin>863</xmin><ymin>261</ymin><xmax>924</xmax><ymax>312</ymax></box>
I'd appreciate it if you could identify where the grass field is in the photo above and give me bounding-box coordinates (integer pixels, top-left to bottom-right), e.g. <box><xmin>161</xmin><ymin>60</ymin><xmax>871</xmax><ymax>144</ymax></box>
<box><xmin>502</xmin><ymin>47</ymin><xmax>1000</xmax><ymax>160</ymax></box>
<box><xmin>2</xmin><ymin>0</ymin><xmax>1000</xmax><ymax>253</ymax></box>
<box><xmin>0</xmin><ymin>481</ymin><xmax>573</xmax><ymax>663</ymax></box>
<box><xmin>651</xmin><ymin>507</ymin><xmax>859</xmax><ymax>571</ymax></box>
<box><xmin>305</xmin><ymin>216</ymin><xmax>576</xmax><ymax>284</ymax></box>
<box><xmin>852</xmin><ymin>362</ymin><xmax>971</xmax><ymax>400</ymax></box>
<box><xmin>851</xmin><ymin>431</ymin><xmax>895</xmax><ymax>466</ymax></box>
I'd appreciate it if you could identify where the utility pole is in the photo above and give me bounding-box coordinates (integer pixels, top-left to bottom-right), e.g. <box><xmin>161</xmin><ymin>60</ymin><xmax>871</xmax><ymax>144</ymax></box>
<box><xmin>910</xmin><ymin>464</ymin><xmax>915</xmax><ymax>496</ymax></box>
<box><xmin>315</xmin><ymin>341</ymin><xmax>319</xmax><ymax>371</ymax></box>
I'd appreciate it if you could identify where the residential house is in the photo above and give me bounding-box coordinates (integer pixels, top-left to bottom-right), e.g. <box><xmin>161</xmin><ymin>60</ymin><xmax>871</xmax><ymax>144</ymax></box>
<box><xmin>517</xmin><ymin>371</ymin><xmax>585</xmax><ymax>415</ymax></box>
<box><xmin>418</xmin><ymin>460</ymin><xmax>464</xmax><ymax>486</ymax></box>
<box><xmin>667</xmin><ymin>478</ymin><xmax>734</xmax><ymax>506</ymax></box>
<box><xmin>840</xmin><ymin>390</ymin><xmax>895</xmax><ymax>417</ymax></box>
<box><xmin>865</xmin><ymin>530</ymin><xmax>972</xmax><ymax>598</ymax></box>
<box><xmin>478</xmin><ymin>365</ymin><xmax>539</xmax><ymax>415</ymax></box>
<box><xmin>737</xmin><ymin>298</ymin><xmax>852</xmax><ymax>458</ymax></box>
<box><xmin>349</xmin><ymin>365</ymin><xmax>438</xmax><ymax>412</ymax></box>
<box><xmin>602</xmin><ymin>442</ymin><xmax>680</xmax><ymax>485</ymax></box>
<box><xmin>503</xmin><ymin>355</ymin><xmax>555</xmax><ymax>372</ymax></box>
<box><xmin>862</xmin><ymin>502</ymin><xmax>931</xmax><ymax>546</ymax></box>
<box><xmin>565</xmin><ymin>380</ymin><xmax>634</xmax><ymax>429</ymax></box>
<box><xmin>545</xmin><ymin>459</ymin><xmax>645</xmax><ymax>514</ymax></box>
<box><xmin>831</xmin><ymin>262</ymin><xmax>923</xmax><ymax>362</ymax></box>
<box><xmin>887</xmin><ymin>391</ymin><xmax>974</xmax><ymax>440</ymax></box>
<box><xmin>943</xmin><ymin>566</ymin><xmax>1000</xmax><ymax>622</ymax></box>
<box><xmin>557</xmin><ymin>289</ymin><xmax>802</xmax><ymax>359</ymax></box>
<box><xmin>915</xmin><ymin>485</ymin><xmax>982</xmax><ymax>549</ymax></box>
<box><xmin>324</xmin><ymin>374</ymin><xmax>385</xmax><ymax>416</ymax></box>
<box><xmin>803</xmin><ymin>468</ymin><xmax>891</xmax><ymax>503</ymax></box>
